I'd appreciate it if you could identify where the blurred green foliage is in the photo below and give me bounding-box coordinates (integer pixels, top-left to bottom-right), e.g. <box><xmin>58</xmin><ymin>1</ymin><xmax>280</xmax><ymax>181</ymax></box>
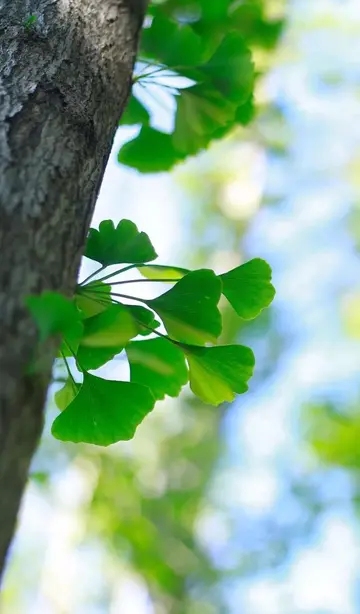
<box><xmin>1</xmin><ymin>0</ymin><xmax>292</xmax><ymax>611</ymax></box>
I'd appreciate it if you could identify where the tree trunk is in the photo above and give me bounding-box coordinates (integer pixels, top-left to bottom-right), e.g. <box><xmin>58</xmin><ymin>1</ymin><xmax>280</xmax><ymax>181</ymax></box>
<box><xmin>0</xmin><ymin>0</ymin><xmax>146</xmax><ymax>581</ymax></box>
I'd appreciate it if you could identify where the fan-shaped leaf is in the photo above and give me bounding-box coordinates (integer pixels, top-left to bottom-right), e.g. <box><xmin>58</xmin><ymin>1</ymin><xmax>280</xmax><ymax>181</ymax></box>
<box><xmin>220</xmin><ymin>258</ymin><xmax>275</xmax><ymax>319</ymax></box>
<box><xmin>137</xmin><ymin>264</ymin><xmax>189</xmax><ymax>281</ymax></box>
<box><xmin>75</xmin><ymin>282</ymin><xmax>112</xmax><ymax>318</ymax></box>
<box><xmin>26</xmin><ymin>291</ymin><xmax>84</xmax><ymax>357</ymax></box>
<box><xmin>173</xmin><ymin>84</ymin><xmax>237</xmax><ymax>154</ymax></box>
<box><xmin>141</xmin><ymin>14</ymin><xmax>205</xmax><ymax>67</ymax></box>
<box><xmin>120</xmin><ymin>93</ymin><xmax>150</xmax><ymax>126</ymax></box>
<box><xmin>76</xmin><ymin>345</ymin><xmax>124</xmax><ymax>371</ymax></box>
<box><xmin>147</xmin><ymin>269</ymin><xmax>222</xmax><ymax>344</ymax></box>
<box><xmin>126</xmin><ymin>337</ymin><xmax>188</xmax><ymax>400</ymax></box>
<box><xmin>201</xmin><ymin>33</ymin><xmax>254</xmax><ymax>104</ymax></box>
<box><xmin>81</xmin><ymin>304</ymin><xmax>138</xmax><ymax>348</ymax></box>
<box><xmin>126</xmin><ymin>305</ymin><xmax>160</xmax><ymax>336</ymax></box>
<box><xmin>118</xmin><ymin>127</ymin><xmax>184</xmax><ymax>173</ymax></box>
<box><xmin>183</xmin><ymin>344</ymin><xmax>255</xmax><ymax>405</ymax></box>
<box><xmin>85</xmin><ymin>219</ymin><xmax>157</xmax><ymax>266</ymax></box>
<box><xmin>55</xmin><ymin>378</ymin><xmax>81</xmax><ymax>411</ymax></box>
<box><xmin>52</xmin><ymin>373</ymin><xmax>156</xmax><ymax>445</ymax></box>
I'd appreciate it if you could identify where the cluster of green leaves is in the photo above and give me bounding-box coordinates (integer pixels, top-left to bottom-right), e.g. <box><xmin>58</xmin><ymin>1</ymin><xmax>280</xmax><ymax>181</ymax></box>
<box><xmin>27</xmin><ymin>219</ymin><xmax>275</xmax><ymax>447</ymax></box>
<box><xmin>118</xmin><ymin>0</ymin><xmax>284</xmax><ymax>172</ymax></box>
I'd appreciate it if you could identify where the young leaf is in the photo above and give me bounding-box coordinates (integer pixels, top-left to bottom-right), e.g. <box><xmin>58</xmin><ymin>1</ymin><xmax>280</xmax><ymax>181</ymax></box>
<box><xmin>81</xmin><ymin>304</ymin><xmax>138</xmax><ymax>348</ymax></box>
<box><xmin>26</xmin><ymin>291</ymin><xmax>83</xmax><ymax>350</ymax></box>
<box><xmin>126</xmin><ymin>305</ymin><xmax>160</xmax><ymax>336</ymax></box>
<box><xmin>220</xmin><ymin>259</ymin><xmax>275</xmax><ymax>319</ymax></box>
<box><xmin>55</xmin><ymin>378</ymin><xmax>81</xmax><ymax>411</ymax></box>
<box><xmin>147</xmin><ymin>269</ymin><xmax>222</xmax><ymax>344</ymax></box>
<box><xmin>120</xmin><ymin>93</ymin><xmax>150</xmax><ymax>126</ymax></box>
<box><xmin>76</xmin><ymin>345</ymin><xmax>124</xmax><ymax>371</ymax></box>
<box><xmin>137</xmin><ymin>264</ymin><xmax>189</xmax><ymax>281</ymax></box>
<box><xmin>200</xmin><ymin>33</ymin><xmax>254</xmax><ymax>104</ymax></box>
<box><xmin>183</xmin><ymin>344</ymin><xmax>255</xmax><ymax>405</ymax></box>
<box><xmin>118</xmin><ymin>127</ymin><xmax>184</xmax><ymax>173</ymax></box>
<box><xmin>126</xmin><ymin>337</ymin><xmax>188</xmax><ymax>401</ymax></box>
<box><xmin>85</xmin><ymin>219</ymin><xmax>157</xmax><ymax>266</ymax></box>
<box><xmin>52</xmin><ymin>373</ymin><xmax>156</xmax><ymax>445</ymax></box>
<box><xmin>173</xmin><ymin>84</ymin><xmax>237</xmax><ymax>154</ymax></box>
<box><xmin>75</xmin><ymin>282</ymin><xmax>112</xmax><ymax>318</ymax></box>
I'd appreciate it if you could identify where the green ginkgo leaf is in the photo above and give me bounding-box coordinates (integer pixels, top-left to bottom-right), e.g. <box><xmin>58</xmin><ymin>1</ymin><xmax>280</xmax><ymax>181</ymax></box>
<box><xmin>126</xmin><ymin>305</ymin><xmax>160</xmax><ymax>336</ymax></box>
<box><xmin>76</xmin><ymin>345</ymin><xmax>125</xmax><ymax>371</ymax></box>
<box><xmin>55</xmin><ymin>378</ymin><xmax>81</xmax><ymax>411</ymax></box>
<box><xmin>183</xmin><ymin>344</ymin><xmax>255</xmax><ymax>405</ymax></box>
<box><xmin>235</xmin><ymin>94</ymin><xmax>255</xmax><ymax>126</ymax></box>
<box><xmin>173</xmin><ymin>84</ymin><xmax>237</xmax><ymax>154</ymax></box>
<box><xmin>137</xmin><ymin>264</ymin><xmax>189</xmax><ymax>281</ymax></box>
<box><xmin>85</xmin><ymin>219</ymin><xmax>157</xmax><ymax>266</ymax></box>
<box><xmin>147</xmin><ymin>269</ymin><xmax>222</xmax><ymax>344</ymax></box>
<box><xmin>52</xmin><ymin>373</ymin><xmax>156</xmax><ymax>445</ymax></box>
<box><xmin>126</xmin><ymin>337</ymin><xmax>188</xmax><ymax>400</ymax></box>
<box><xmin>118</xmin><ymin>127</ymin><xmax>184</xmax><ymax>173</ymax></box>
<box><xmin>81</xmin><ymin>304</ymin><xmax>138</xmax><ymax>348</ymax></box>
<box><xmin>201</xmin><ymin>33</ymin><xmax>254</xmax><ymax>104</ymax></box>
<box><xmin>75</xmin><ymin>282</ymin><xmax>112</xmax><ymax>318</ymax></box>
<box><xmin>26</xmin><ymin>291</ymin><xmax>84</xmax><ymax>356</ymax></box>
<box><xmin>220</xmin><ymin>259</ymin><xmax>275</xmax><ymax>319</ymax></box>
<box><xmin>120</xmin><ymin>93</ymin><xmax>150</xmax><ymax>126</ymax></box>
<box><xmin>140</xmin><ymin>14</ymin><xmax>205</xmax><ymax>67</ymax></box>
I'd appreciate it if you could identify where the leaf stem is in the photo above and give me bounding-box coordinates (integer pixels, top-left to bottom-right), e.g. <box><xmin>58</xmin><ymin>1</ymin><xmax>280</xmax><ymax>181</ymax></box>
<box><xmin>79</xmin><ymin>292</ymin><xmax>183</xmax><ymax>348</ymax></box>
<box><xmin>137</xmin><ymin>81</ymin><xmax>176</xmax><ymax>112</ymax></box>
<box><xmin>140</xmin><ymin>79</ymin><xmax>180</xmax><ymax>94</ymax></box>
<box><xmin>89</xmin><ymin>289</ymin><xmax>149</xmax><ymax>305</ymax></box>
<box><xmin>80</xmin><ymin>292</ymin><xmax>114</xmax><ymax>308</ymax></box>
<box><xmin>89</xmin><ymin>278</ymin><xmax>176</xmax><ymax>288</ymax></box>
<box><xmin>60</xmin><ymin>351</ymin><xmax>77</xmax><ymax>388</ymax></box>
<box><xmin>80</xmin><ymin>265</ymin><xmax>106</xmax><ymax>286</ymax></box>
<box><xmin>134</xmin><ymin>65</ymin><xmax>169</xmax><ymax>81</ymax></box>
<box><xmin>82</xmin><ymin>263</ymin><xmax>140</xmax><ymax>286</ymax></box>
<box><xmin>134</xmin><ymin>320</ymin><xmax>182</xmax><ymax>347</ymax></box>
<box><xmin>63</xmin><ymin>341</ymin><xmax>86</xmax><ymax>374</ymax></box>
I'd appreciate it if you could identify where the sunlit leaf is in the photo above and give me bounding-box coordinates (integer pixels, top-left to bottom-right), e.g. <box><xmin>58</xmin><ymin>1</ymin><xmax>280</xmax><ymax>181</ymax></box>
<box><xmin>81</xmin><ymin>304</ymin><xmax>138</xmax><ymax>348</ymax></box>
<box><xmin>118</xmin><ymin>127</ymin><xmax>184</xmax><ymax>173</ymax></box>
<box><xmin>52</xmin><ymin>373</ymin><xmax>156</xmax><ymax>445</ymax></box>
<box><xmin>137</xmin><ymin>264</ymin><xmax>189</xmax><ymax>281</ymax></box>
<box><xmin>147</xmin><ymin>269</ymin><xmax>222</xmax><ymax>344</ymax></box>
<box><xmin>201</xmin><ymin>33</ymin><xmax>254</xmax><ymax>104</ymax></box>
<box><xmin>55</xmin><ymin>378</ymin><xmax>81</xmax><ymax>411</ymax></box>
<box><xmin>173</xmin><ymin>84</ymin><xmax>237</xmax><ymax>154</ymax></box>
<box><xmin>126</xmin><ymin>304</ymin><xmax>160</xmax><ymax>336</ymax></box>
<box><xmin>126</xmin><ymin>337</ymin><xmax>188</xmax><ymax>400</ymax></box>
<box><xmin>75</xmin><ymin>282</ymin><xmax>112</xmax><ymax>318</ymax></box>
<box><xmin>220</xmin><ymin>259</ymin><xmax>275</xmax><ymax>319</ymax></box>
<box><xmin>120</xmin><ymin>93</ymin><xmax>150</xmax><ymax>126</ymax></box>
<box><xmin>77</xmin><ymin>345</ymin><xmax>124</xmax><ymax>371</ymax></box>
<box><xmin>85</xmin><ymin>219</ymin><xmax>157</xmax><ymax>266</ymax></box>
<box><xmin>183</xmin><ymin>344</ymin><xmax>255</xmax><ymax>405</ymax></box>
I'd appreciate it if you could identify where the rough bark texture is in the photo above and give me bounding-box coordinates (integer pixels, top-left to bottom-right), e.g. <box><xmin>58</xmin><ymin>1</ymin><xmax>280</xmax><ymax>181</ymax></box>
<box><xmin>0</xmin><ymin>0</ymin><xmax>146</xmax><ymax>581</ymax></box>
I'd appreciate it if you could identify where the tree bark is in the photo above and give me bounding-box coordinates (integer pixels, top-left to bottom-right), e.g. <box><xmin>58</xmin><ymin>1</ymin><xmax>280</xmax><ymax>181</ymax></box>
<box><xmin>0</xmin><ymin>0</ymin><xmax>146</xmax><ymax>581</ymax></box>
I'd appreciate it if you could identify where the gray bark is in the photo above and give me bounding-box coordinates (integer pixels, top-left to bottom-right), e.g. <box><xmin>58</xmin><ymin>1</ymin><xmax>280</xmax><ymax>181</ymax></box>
<box><xmin>0</xmin><ymin>0</ymin><xmax>146</xmax><ymax>581</ymax></box>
